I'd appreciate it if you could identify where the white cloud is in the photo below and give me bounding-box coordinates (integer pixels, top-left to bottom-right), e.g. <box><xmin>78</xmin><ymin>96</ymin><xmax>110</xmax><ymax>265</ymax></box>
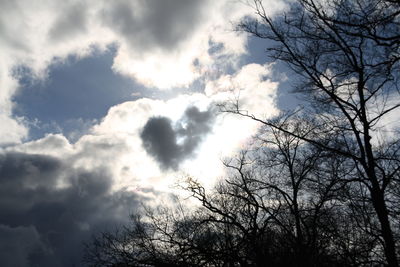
<box><xmin>0</xmin><ymin>68</ymin><xmax>28</xmax><ymax>144</ymax></box>
<box><xmin>6</xmin><ymin>62</ymin><xmax>279</xmax><ymax>193</ymax></box>
<box><xmin>206</xmin><ymin>63</ymin><xmax>279</xmax><ymax>119</ymax></box>
<box><xmin>0</xmin><ymin>0</ymin><xmax>287</xmax><ymax>145</ymax></box>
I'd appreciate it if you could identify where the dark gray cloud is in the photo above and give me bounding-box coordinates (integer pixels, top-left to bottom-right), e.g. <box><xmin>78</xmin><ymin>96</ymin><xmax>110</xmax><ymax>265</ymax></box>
<box><xmin>0</xmin><ymin>224</ymin><xmax>45</xmax><ymax>267</ymax></box>
<box><xmin>141</xmin><ymin>106</ymin><xmax>215</xmax><ymax>170</ymax></box>
<box><xmin>48</xmin><ymin>2</ymin><xmax>88</xmax><ymax>41</ymax></box>
<box><xmin>141</xmin><ymin>117</ymin><xmax>180</xmax><ymax>169</ymax></box>
<box><xmin>0</xmin><ymin>152</ymin><xmax>143</xmax><ymax>267</ymax></box>
<box><xmin>0</xmin><ymin>0</ymin><xmax>29</xmax><ymax>52</ymax></box>
<box><xmin>101</xmin><ymin>0</ymin><xmax>207</xmax><ymax>52</ymax></box>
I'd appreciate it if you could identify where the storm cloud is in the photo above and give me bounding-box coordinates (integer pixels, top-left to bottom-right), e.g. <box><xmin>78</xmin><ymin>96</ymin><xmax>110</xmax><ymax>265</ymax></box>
<box><xmin>48</xmin><ymin>2</ymin><xmax>88</xmax><ymax>42</ymax></box>
<box><xmin>0</xmin><ymin>152</ymin><xmax>142</xmax><ymax>267</ymax></box>
<box><xmin>141</xmin><ymin>106</ymin><xmax>215</xmax><ymax>170</ymax></box>
<box><xmin>101</xmin><ymin>0</ymin><xmax>208</xmax><ymax>52</ymax></box>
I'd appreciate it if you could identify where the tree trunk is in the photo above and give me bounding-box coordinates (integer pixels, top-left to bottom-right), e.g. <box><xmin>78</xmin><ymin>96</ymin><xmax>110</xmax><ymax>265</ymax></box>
<box><xmin>370</xmin><ymin>185</ymin><xmax>398</xmax><ymax>267</ymax></box>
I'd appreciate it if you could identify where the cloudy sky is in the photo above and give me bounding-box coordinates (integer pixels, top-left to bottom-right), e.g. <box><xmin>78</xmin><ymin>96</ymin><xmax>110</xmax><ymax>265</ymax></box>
<box><xmin>0</xmin><ymin>0</ymin><xmax>297</xmax><ymax>265</ymax></box>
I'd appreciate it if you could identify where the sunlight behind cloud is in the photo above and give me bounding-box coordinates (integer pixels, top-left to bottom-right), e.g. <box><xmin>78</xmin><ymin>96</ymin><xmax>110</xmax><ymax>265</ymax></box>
<box><xmin>0</xmin><ymin>0</ymin><xmax>287</xmax><ymax>146</ymax></box>
<box><xmin>0</xmin><ymin>1</ymin><xmax>287</xmax><ymax>265</ymax></box>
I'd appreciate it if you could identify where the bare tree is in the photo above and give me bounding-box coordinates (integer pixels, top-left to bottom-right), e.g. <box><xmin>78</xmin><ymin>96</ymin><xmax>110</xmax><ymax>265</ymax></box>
<box><xmin>84</xmin><ymin>120</ymin><xmax>351</xmax><ymax>266</ymax></box>
<box><xmin>227</xmin><ymin>0</ymin><xmax>400</xmax><ymax>265</ymax></box>
<box><xmin>85</xmin><ymin>116</ymin><xmax>380</xmax><ymax>266</ymax></box>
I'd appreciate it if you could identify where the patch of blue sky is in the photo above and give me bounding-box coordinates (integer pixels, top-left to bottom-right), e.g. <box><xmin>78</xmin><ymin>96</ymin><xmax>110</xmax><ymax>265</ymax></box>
<box><xmin>12</xmin><ymin>47</ymin><xmax>148</xmax><ymax>141</ymax></box>
<box><xmin>12</xmin><ymin>46</ymin><xmax>210</xmax><ymax>142</ymax></box>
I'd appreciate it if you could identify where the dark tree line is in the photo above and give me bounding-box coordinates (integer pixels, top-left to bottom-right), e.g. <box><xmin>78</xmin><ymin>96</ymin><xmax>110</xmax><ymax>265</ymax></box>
<box><xmin>84</xmin><ymin>0</ymin><xmax>400</xmax><ymax>266</ymax></box>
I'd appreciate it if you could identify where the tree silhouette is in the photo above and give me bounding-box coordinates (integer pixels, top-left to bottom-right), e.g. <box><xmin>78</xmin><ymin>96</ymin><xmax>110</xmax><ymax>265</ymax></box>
<box><xmin>85</xmin><ymin>118</ymin><xmax>369</xmax><ymax>266</ymax></box>
<box><xmin>84</xmin><ymin>0</ymin><xmax>400</xmax><ymax>266</ymax></box>
<box><xmin>226</xmin><ymin>0</ymin><xmax>400</xmax><ymax>265</ymax></box>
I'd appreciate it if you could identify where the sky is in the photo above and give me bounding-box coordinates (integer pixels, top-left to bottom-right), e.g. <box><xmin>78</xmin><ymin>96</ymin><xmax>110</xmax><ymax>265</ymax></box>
<box><xmin>0</xmin><ymin>0</ymin><xmax>296</xmax><ymax>266</ymax></box>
